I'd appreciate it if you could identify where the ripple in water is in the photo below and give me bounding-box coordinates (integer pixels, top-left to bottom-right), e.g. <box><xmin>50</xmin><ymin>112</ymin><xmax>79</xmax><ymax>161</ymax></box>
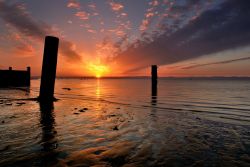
<box><xmin>0</xmin><ymin>78</ymin><xmax>250</xmax><ymax>166</ymax></box>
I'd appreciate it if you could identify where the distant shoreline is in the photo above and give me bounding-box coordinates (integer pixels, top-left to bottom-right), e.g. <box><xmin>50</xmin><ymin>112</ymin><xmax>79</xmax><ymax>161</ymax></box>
<box><xmin>31</xmin><ymin>76</ymin><xmax>250</xmax><ymax>80</ymax></box>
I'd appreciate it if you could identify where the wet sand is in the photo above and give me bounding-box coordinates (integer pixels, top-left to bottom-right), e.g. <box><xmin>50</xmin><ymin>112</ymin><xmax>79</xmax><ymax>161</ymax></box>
<box><xmin>0</xmin><ymin>79</ymin><xmax>250</xmax><ymax>166</ymax></box>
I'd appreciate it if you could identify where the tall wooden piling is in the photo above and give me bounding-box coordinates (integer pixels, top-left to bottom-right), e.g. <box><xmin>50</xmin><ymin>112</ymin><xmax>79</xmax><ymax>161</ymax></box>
<box><xmin>151</xmin><ymin>65</ymin><xmax>157</xmax><ymax>96</ymax></box>
<box><xmin>27</xmin><ymin>67</ymin><xmax>31</xmax><ymax>86</ymax></box>
<box><xmin>39</xmin><ymin>36</ymin><xmax>59</xmax><ymax>101</ymax></box>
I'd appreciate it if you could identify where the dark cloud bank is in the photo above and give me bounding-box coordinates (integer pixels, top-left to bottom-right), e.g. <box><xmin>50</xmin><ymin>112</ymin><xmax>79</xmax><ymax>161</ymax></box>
<box><xmin>0</xmin><ymin>1</ymin><xmax>81</xmax><ymax>61</ymax></box>
<box><xmin>115</xmin><ymin>0</ymin><xmax>250</xmax><ymax>72</ymax></box>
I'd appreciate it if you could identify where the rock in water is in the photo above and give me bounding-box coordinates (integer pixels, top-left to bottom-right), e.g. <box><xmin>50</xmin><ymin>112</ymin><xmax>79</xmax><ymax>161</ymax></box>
<box><xmin>62</xmin><ymin>88</ymin><xmax>71</xmax><ymax>91</ymax></box>
<box><xmin>113</xmin><ymin>126</ymin><xmax>119</xmax><ymax>131</ymax></box>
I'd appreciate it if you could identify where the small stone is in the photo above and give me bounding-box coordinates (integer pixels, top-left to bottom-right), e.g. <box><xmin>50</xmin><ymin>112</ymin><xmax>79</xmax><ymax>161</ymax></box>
<box><xmin>0</xmin><ymin>145</ymin><xmax>10</xmax><ymax>152</ymax></box>
<box><xmin>78</xmin><ymin>108</ymin><xmax>88</xmax><ymax>112</ymax></box>
<box><xmin>5</xmin><ymin>103</ymin><xmax>12</xmax><ymax>106</ymax></box>
<box><xmin>62</xmin><ymin>88</ymin><xmax>71</xmax><ymax>91</ymax></box>
<box><xmin>74</xmin><ymin>112</ymin><xmax>79</xmax><ymax>115</ymax></box>
<box><xmin>93</xmin><ymin>150</ymin><xmax>105</xmax><ymax>155</ymax></box>
<box><xmin>113</xmin><ymin>126</ymin><xmax>119</xmax><ymax>130</ymax></box>
<box><xmin>1</xmin><ymin>120</ymin><xmax>4</xmax><ymax>123</ymax></box>
<box><xmin>116</xmin><ymin>107</ymin><xmax>120</xmax><ymax>109</ymax></box>
<box><xmin>17</xmin><ymin>102</ymin><xmax>26</xmax><ymax>104</ymax></box>
<box><xmin>74</xmin><ymin>108</ymin><xmax>78</xmax><ymax>110</ymax></box>
<box><xmin>16</xmin><ymin>102</ymin><xmax>26</xmax><ymax>105</ymax></box>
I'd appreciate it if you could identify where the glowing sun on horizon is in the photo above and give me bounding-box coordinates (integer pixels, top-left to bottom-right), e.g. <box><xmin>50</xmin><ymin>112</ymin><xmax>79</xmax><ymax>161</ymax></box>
<box><xmin>87</xmin><ymin>63</ymin><xmax>109</xmax><ymax>78</ymax></box>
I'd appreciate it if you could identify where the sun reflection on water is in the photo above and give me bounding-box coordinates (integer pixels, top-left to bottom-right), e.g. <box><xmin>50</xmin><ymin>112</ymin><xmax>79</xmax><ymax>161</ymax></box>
<box><xmin>96</xmin><ymin>79</ymin><xmax>101</xmax><ymax>99</ymax></box>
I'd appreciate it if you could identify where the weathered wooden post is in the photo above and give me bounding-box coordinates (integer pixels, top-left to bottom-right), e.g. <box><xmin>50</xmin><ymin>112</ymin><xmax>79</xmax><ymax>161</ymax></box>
<box><xmin>38</xmin><ymin>37</ymin><xmax>58</xmax><ymax>147</ymax></box>
<box><xmin>39</xmin><ymin>36</ymin><xmax>59</xmax><ymax>102</ymax></box>
<box><xmin>27</xmin><ymin>66</ymin><xmax>31</xmax><ymax>86</ymax></box>
<box><xmin>151</xmin><ymin>65</ymin><xmax>157</xmax><ymax>96</ymax></box>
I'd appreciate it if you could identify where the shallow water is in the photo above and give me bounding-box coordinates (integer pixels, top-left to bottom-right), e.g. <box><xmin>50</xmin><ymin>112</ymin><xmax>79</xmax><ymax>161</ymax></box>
<box><xmin>0</xmin><ymin>78</ymin><xmax>250</xmax><ymax>166</ymax></box>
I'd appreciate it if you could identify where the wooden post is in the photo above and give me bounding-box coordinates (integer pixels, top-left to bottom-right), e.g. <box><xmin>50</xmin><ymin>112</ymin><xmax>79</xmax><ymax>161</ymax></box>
<box><xmin>151</xmin><ymin>65</ymin><xmax>157</xmax><ymax>96</ymax></box>
<box><xmin>39</xmin><ymin>36</ymin><xmax>59</xmax><ymax>101</ymax></box>
<box><xmin>27</xmin><ymin>67</ymin><xmax>31</xmax><ymax>86</ymax></box>
<box><xmin>9</xmin><ymin>67</ymin><xmax>12</xmax><ymax>71</ymax></box>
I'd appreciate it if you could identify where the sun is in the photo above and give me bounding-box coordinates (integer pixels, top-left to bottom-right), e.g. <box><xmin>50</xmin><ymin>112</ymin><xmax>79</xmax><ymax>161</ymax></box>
<box><xmin>87</xmin><ymin>63</ymin><xmax>109</xmax><ymax>78</ymax></box>
<box><xmin>96</xmin><ymin>74</ymin><xmax>101</xmax><ymax>78</ymax></box>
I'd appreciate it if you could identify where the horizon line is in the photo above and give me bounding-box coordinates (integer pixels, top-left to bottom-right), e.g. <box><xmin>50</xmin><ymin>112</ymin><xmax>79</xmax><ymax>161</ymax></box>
<box><xmin>31</xmin><ymin>76</ymin><xmax>250</xmax><ymax>79</ymax></box>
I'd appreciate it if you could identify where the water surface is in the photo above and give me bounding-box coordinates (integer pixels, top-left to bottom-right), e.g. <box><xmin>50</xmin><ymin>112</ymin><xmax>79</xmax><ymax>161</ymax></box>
<box><xmin>0</xmin><ymin>78</ymin><xmax>250</xmax><ymax>166</ymax></box>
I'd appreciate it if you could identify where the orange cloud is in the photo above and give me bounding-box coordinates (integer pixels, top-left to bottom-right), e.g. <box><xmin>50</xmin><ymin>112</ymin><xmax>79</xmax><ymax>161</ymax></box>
<box><xmin>15</xmin><ymin>42</ymin><xmax>34</xmax><ymax>56</ymax></box>
<box><xmin>87</xmin><ymin>29</ymin><xmax>96</xmax><ymax>33</ymax></box>
<box><xmin>140</xmin><ymin>20</ymin><xmax>149</xmax><ymax>31</ymax></box>
<box><xmin>107</xmin><ymin>1</ymin><xmax>130</xmax><ymax>41</ymax></box>
<box><xmin>109</xmin><ymin>1</ymin><xmax>124</xmax><ymax>12</ymax></box>
<box><xmin>67</xmin><ymin>0</ymin><xmax>80</xmax><ymax>9</ymax></box>
<box><xmin>75</xmin><ymin>11</ymin><xmax>89</xmax><ymax>20</ymax></box>
<box><xmin>7</xmin><ymin>31</ymin><xmax>35</xmax><ymax>57</ymax></box>
<box><xmin>115</xmin><ymin>30</ymin><xmax>126</xmax><ymax>37</ymax></box>
<box><xmin>139</xmin><ymin>0</ymin><xmax>160</xmax><ymax>32</ymax></box>
<box><xmin>145</xmin><ymin>12</ymin><xmax>154</xmax><ymax>18</ymax></box>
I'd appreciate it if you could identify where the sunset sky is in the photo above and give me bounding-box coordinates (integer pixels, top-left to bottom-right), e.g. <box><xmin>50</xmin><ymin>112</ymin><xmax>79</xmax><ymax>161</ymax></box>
<box><xmin>0</xmin><ymin>0</ymin><xmax>250</xmax><ymax>77</ymax></box>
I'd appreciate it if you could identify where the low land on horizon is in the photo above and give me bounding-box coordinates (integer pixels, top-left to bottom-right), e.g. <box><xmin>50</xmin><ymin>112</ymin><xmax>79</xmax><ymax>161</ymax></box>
<box><xmin>30</xmin><ymin>76</ymin><xmax>250</xmax><ymax>80</ymax></box>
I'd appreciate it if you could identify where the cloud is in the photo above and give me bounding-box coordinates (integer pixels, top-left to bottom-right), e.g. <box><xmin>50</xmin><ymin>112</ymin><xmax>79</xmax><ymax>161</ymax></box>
<box><xmin>0</xmin><ymin>1</ymin><xmax>47</xmax><ymax>39</ymax></box>
<box><xmin>60</xmin><ymin>41</ymin><xmax>81</xmax><ymax>60</ymax></box>
<box><xmin>109</xmin><ymin>1</ymin><xmax>124</xmax><ymax>12</ymax></box>
<box><xmin>96</xmin><ymin>37</ymin><xmax>119</xmax><ymax>60</ymax></box>
<box><xmin>15</xmin><ymin>41</ymin><xmax>34</xmax><ymax>56</ymax></box>
<box><xmin>182</xmin><ymin>57</ymin><xmax>250</xmax><ymax>69</ymax></box>
<box><xmin>75</xmin><ymin>11</ymin><xmax>89</xmax><ymax>20</ymax></box>
<box><xmin>0</xmin><ymin>1</ymin><xmax>81</xmax><ymax>61</ymax></box>
<box><xmin>88</xmin><ymin>3</ymin><xmax>97</xmax><ymax>10</ymax></box>
<box><xmin>68</xmin><ymin>1</ymin><xmax>101</xmax><ymax>35</ymax></box>
<box><xmin>114</xmin><ymin>0</ymin><xmax>250</xmax><ymax>72</ymax></box>
<box><xmin>150</xmin><ymin>0</ymin><xmax>159</xmax><ymax>7</ymax></box>
<box><xmin>67</xmin><ymin>0</ymin><xmax>80</xmax><ymax>9</ymax></box>
<box><xmin>7</xmin><ymin>31</ymin><xmax>35</xmax><ymax>56</ymax></box>
<box><xmin>104</xmin><ymin>0</ymin><xmax>130</xmax><ymax>54</ymax></box>
<box><xmin>87</xmin><ymin>29</ymin><xmax>96</xmax><ymax>33</ymax></box>
<box><xmin>139</xmin><ymin>0</ymin><xmax>160</xmax><ymax>32</ymax></box>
